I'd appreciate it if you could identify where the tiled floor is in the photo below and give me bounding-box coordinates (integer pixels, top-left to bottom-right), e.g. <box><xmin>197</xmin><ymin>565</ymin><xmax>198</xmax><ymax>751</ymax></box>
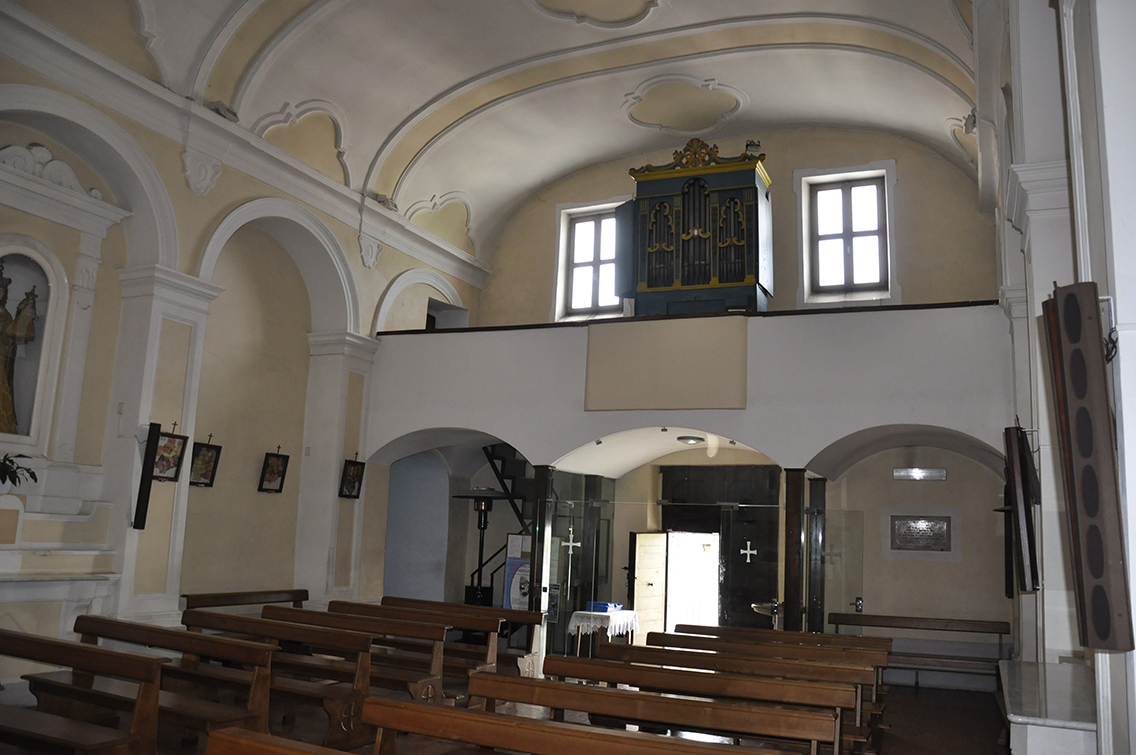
<box><xmin>1</xmin><ymin>683</ymin><xmax>1009</xmax><ymax>754</ymax></box>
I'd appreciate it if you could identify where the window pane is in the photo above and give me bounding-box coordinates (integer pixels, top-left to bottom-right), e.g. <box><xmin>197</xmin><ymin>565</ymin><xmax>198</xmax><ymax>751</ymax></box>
<box><xmin>851</xmin><ymin>185</ymin><xmax>878</xmax><ymax>232</ymax></box>
<box><xmin>571</xmin><ymin>265</ymin><xmax>593</xmax><ymax>309</ymax></box>
<box><xmin>852</xmin><ymin>235</ymin><xmax>881</xmax><ymax>284</ymax></box>
<box><xmin>573</xmin><ymin>220</ymin><xmax>595</xmax><ymax>263</ymax></box>
<box><xmin>818</xmin><ymin>239</ymin><xmax>844</xmax><ymax>286</ymax></box>
<box><xmin>598</xmin><ymin>263</ymin><xmax>618</xmax><ymax>306</ymax></box>
<box><xmin>816</xmin><ymin>189</ymin><xmax>843</xmax><ymax>236</ymax></box>
<box><xmin>599</xmin><ymin>217</ymin><xmax>616</xmax><ymax>260</ymax></box>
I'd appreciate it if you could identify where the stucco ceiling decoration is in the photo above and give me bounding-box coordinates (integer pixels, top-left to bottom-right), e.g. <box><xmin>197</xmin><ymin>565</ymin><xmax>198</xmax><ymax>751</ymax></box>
<box><xmin>624</xmin><ymin>76</ymin><xmax>743</xmax><ymax>134</ymax></box>
<box><xmin>404</xmin><ymin>193</ymin><xmax>477</xmax><ymax>257</ymax></box>
<box><xmin>530</xmin><ymin>0</ymin><xmax>658</xmax><ymax>27</ymax></box>
<box><xmin>949</xmin><ymin>120</ymin><xmax>979</xmax><ymax>165</ymax></box>
<box><xmin>367</xmin><ymin>19</ymin><xmax>976</xmax><ymax>202</ymax></box>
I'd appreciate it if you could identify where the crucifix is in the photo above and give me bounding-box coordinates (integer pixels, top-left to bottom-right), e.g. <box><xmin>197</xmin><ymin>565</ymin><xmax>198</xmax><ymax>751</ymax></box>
<box><xmin>740</xmin><ymin>540</ymin><xmax>758</xmax><ymax>564</ymax></box>
<box><xmin>561</xmin><ymin>526</ymin><xmax>582</xmax><ymax>605</ymax></box>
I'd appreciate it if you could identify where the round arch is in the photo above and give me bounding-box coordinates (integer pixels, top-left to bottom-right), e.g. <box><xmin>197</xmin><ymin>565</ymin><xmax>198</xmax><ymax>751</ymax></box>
<box><xmin>0</xmin><ymin>84</ymin><xmax>178</xmax><ymax>269</ymax></box>
<box><xmin>805</xmin><ymin>424</ymin><xmax>1005</xmax><ymax>481</ymax></box>
<box><xmin>367</xmin><ymin>426</ymin><xmax>508</xmax><ymax>468</ymax></box>
<box><xmin>373</xmin><ymin>267</ymin><xmax>462</xmax><ymax>334</ymax></box>
<box><xmin>199</xmin><ymin>197</ymin><xmax>360</xmax><ymax>333</ymax></box>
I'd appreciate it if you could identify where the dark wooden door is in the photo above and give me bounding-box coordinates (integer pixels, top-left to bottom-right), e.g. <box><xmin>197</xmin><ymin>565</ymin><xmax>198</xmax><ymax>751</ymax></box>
<box><xmin>719</xmin><ymin>505</ymin><xmax>779</xmax><ymax>628</ymax></box>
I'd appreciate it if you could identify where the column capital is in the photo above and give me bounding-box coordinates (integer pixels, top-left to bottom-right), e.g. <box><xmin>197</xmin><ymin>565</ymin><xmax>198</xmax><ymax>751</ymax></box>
<box><xmin>308</xmin><ymin>330</ymin><xmax>379</xmax><ymax>361</ymax></box>
<box><xmin>118</xmin><ymin>265</ymin><xmax>224</xmax><ymax>314</ymax></box>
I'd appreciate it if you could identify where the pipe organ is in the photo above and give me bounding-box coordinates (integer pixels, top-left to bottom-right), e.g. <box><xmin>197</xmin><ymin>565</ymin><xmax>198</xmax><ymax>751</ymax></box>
<box><xmin>616</xmin><ymin>139</ymin><xmax>773</xmax><ymax>315</ymax></box>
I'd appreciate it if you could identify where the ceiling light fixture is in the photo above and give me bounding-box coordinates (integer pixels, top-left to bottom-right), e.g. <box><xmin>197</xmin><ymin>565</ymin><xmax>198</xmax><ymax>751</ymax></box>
<box><xmin>893</xmin><ymin>467</ymin><xmax>947</xmax><ymax>481</ymax></box>
<box><xmin>677</xmin><ymin>435</ymin><xmax>705</xmax><ymax>445</ymax></box>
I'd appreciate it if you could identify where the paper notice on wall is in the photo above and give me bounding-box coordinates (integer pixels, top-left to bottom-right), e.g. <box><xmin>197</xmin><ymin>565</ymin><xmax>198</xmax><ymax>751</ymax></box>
<box><xmin>507</xmin><ymin>533</ymin><xmax>531</xmax><ymax>559</ymax></box>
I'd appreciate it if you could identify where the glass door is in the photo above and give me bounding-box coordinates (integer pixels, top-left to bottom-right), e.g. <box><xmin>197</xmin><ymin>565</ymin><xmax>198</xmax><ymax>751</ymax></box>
<box><xmin>823</xmin><ymin>510</ymin><xmax>864</xmax><ymax>633</ymax></box>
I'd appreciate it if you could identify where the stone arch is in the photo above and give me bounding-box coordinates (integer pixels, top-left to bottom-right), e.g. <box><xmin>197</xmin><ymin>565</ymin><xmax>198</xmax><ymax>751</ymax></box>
<box><xmin>372</xmin><ymin>268</ymin><xmax>462</xmax><ymax>334</ymax></box>
<box><xmin>199</xmin><ymin>197</ymin><xmax>359</xmax><ymax>333</ymax></box>
<box><xmin>0</xmin><ymin>84</ymin><xmax>178</xmax><ymax>269</ymax></box>
<box><xmin>805</xmin><ymin>424</ymin><xmax>1005</xmax><ymax>481</ymax></box>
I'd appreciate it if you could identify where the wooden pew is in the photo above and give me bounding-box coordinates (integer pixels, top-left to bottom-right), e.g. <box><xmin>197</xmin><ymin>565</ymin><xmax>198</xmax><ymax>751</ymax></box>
<box><xmin>675</xmin><ymin>624</ymin><xmax>893</xmax><ymax>653</ymax></box>
<box><xmin>0</xmin><ymin>627</ymin><xmax>166</xmax><ymax>755</ymax></box>
<box><xmin>828</xmin><ymin>613</ymin><xmax>1011</xmax><ymax>685</ymax></box>
<box><xmin>598</xmin><ymin>640</ymin><xmax>877</xmax><ymax>727</ymax></box>
<box><xmin>179</xmin><ymin>610</ymin><xmax>373</xmax><ymax>749</ymax></box>
<box><xmin>362</xmin><ymin>696</ymin><xmax>794</xmax><ymax>755</ymax></box>
<box><xmin>204</xmin><ymin>727</ymin><xmax>341</xmax><ymax>755</ymax></box>
<box><xmin>542</xmin><ymin>654</ymin><xmax>863</xmax><ymax>746</ymax></box>
<box><xmin>467</xmin><ymin>670</ymin><xmax>838</xmax><ymax>755</ymax></box>
<box><xmin>646</xmin><ymin>631</ymin><xmax>889</xmax><ymax>669</ymax></box>
<box><xmin>181</xmin><ymin>589</ymin><xmax>309</xmax><ymax>611</ymax></box>
<box><xmin>25</xmin><ymin>616</ymin><xmax>275</xmax><ymax>742</ymax></box>
<box><xmin>327</xmin><ymin>600</ymin><xmax>503</xmax><ymax>670</ymax></box>
<box><xmin>380</xmin><ymin>595</ymin><xmax>543</xmax><ymax>674</ymax></box>
<box><xmin>260</xmin><ymin>605</ymin><xmax>458</xmax><ymax>703</ymax></box>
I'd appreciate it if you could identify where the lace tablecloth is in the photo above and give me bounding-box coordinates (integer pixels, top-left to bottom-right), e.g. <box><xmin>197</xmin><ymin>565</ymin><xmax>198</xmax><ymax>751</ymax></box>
<box><xmin>567</xmin><ymin>609</ymin><xmax>639</xmax><ymax>639</ymax></box>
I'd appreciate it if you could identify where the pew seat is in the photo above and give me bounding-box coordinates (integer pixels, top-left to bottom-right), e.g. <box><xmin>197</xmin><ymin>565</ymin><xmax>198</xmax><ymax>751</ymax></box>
<box><xmin>204</xmin><ymin>727</ymin><xmax>341</xmax><ymax>755</ymax></box>
<box><xmin>0</xmin><ymin>627</ymin><xmax>166</xmax><ymax>755</ymax></box>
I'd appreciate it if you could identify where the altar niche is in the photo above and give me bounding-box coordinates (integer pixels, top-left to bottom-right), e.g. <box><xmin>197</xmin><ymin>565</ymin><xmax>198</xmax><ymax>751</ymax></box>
<box><xmin>616</xmin><ymin>139</ymin><xmax>773</xmax><ymax>316</ymax></box>
<box><xmin>0</xmin><ymin>253</ymin><xmax>48</xmax><ymax>437</ymax></box>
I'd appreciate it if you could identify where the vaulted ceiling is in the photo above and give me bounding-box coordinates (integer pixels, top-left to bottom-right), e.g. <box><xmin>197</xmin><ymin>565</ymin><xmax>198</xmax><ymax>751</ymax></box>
<box><xmin>19</xmin><ymin>0</ymin><xmax>983</xmax><ymax>262</ymax></box>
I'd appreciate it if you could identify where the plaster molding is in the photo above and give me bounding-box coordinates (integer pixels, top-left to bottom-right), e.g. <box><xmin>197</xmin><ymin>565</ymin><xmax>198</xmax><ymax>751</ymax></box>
<box><xmin>527</xmin><ymin>0</ymin><xmax>660</xmax><ymax>28</ymax></box>
<box><xmin>0</xmin><ymin>164</ymin><xmax>130</xmax><ymax>238</ymax></box>
<box><xmin>402</xmin><ymin>191</ymin><xmax>475</xmax><ymax>221</ymax></box>
<box><xmin>190</xmin><ymin>0</ymin><xmax>267</xmax><ymax>102</ymax></box>
<box><xmin>232</xmin><ymin>0</ymin><xmax>350</xmax><ymax>117</ymax></box>
<box><xmin>0</xmin><ymin>4</ymin><xmax>490</xmax><ymax>288</ymax></box>
<box><xmin>132</xmin><ymin>0</ymin><xmax>170</xmax><ymax>89</ymax></box>
<box><xmin>1000</xmin><ymin>284</ymin><xmax>1029</xmax><ymax>321</ymax></box>
<box><xmin>1007</xmin><ymin>161</ymin><xmax>1070</xmax><ymax>232</ymax></box>
<box><xmin>182</xmin><ymin>147</ymin><xmax>222</xmax><ymax>196</ymax></box>
<box><xmin>362</xmin><ymin>11</ymin><xmax>976</xmax><ymax>199</ymax></box>
<box><xmin>199</xmin><ymin>197</ymin><xmax>360</xmax><ymax>334</ymax></box>
<box><xmin>373</xmin><ymin>268</ymin><xmax>463</xmax><ymax>335</ymax></box>
<box><xmin>621</xmin><ymin>74</ymin><xmax>746</xmax><ymax>135</ymax></box>
<box><xmin>119</xmin><ymin>265</ymin><xmax>224</xmax><ymax>316</ymax></box>
<box><xmin>0</xmin><ymin>143</ymin><xmax>89</xmax><ymax>195</ymax></box>
<box><xmin>1056</xmin><ymin>0</ymin><xmax>1092</xmax><ymax>284</ymax></box>
<box><xmin>250</xmin><ymin>99</ymin><xmax>351</xmax><ymax>186</ymax></box>
<box><xmin>0</xmin><ymin>82</ymin><xmax>178</xmax><ymax>268</ymax></box>
<box><xmin>949</xmin><ymin>0</ymin><xmax>974</xmax><ymax>47</ymax></box>
<box><xmin>359</xmin><ymin>232</ymin><xmax>382</xmax><ymax>270</ymax></box>
<box><xmin>308</xmin><ymin>330</ymin><xmax>380</xmax><ymax>360</ymax></box>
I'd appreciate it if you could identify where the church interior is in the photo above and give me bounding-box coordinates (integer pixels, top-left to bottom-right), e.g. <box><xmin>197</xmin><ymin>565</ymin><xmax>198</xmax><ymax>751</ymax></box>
<box><xmin>0</xmin><ymin>1</ymin><xmax>1134</xmax><ymax>754</ymax></box>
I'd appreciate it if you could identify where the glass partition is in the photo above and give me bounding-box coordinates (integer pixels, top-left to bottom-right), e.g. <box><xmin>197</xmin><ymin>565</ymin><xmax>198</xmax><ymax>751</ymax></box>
<box><xmin>824</xmin><ymin>509</ymin><xmax>864</xmax><ymax>633</ymax></box>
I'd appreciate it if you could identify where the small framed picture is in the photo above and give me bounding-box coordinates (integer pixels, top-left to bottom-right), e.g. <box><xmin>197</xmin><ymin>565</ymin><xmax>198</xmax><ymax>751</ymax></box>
<box><xmin>188</xmin><ymin>442</ymin><xmax>222</xmax><ymax>487</ymax></box>
<box><xmin>258</xmin><ymin>453</ymin><xmax>289</xmax><ymax>493</ymax></box>
<box><xmin>338</xmin><ymin>460</ymin><xmax>365</xmax><ymax>499</ymax></box>
<box><xmin>152</xmin><ymin>432</ymin><xmax>188</xmax><ymax>482</ymax></box>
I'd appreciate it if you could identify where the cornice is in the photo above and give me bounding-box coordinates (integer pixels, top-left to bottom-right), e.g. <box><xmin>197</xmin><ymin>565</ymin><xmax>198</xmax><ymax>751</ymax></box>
<box><xmin>119</xmin><ymin>264</ymin><xmax>225</xmax><ymax>315</ymax></box>
<box><xmin>308</xmin><ymin>330</ymin><xmax>380</xmax><ymax>360</ymax></box>
<box><xmin>0</xmin><ymin>2</ymin><xmax>490</xmax><ymax>288</ymax></box>
<box><xmin>1006</xmin><ymin>160</ymin><xmax>1070</xmax><ymax>230</ymax></box>
<box><xmin>0</xmin><ymin>165</ymin><xmax>130</xmax><ymax>236</ymax></box>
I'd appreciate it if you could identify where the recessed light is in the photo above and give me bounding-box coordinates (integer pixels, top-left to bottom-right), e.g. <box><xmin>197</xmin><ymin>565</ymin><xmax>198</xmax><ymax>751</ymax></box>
<box><xmin>677</xmin><ymin>435</ymin><xmax>705</xmax><ymax>445</ymax></box>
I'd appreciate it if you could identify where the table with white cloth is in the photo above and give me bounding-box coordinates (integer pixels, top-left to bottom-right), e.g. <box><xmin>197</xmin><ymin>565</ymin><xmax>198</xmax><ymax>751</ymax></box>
<box><xmin>567</xmin><ymin>609</ymin><xmax>639</xmax><ymax>655</ymax></box>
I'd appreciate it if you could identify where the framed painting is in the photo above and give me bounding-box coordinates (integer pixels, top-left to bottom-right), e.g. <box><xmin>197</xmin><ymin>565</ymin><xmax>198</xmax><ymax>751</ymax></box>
<box><xmin>152</xmin><ymin>431</ymin><xmax>188</xmax><ymax>482</ymax></box>
<box><xmin>258</xmin><ymin>452</ymin><xmax>289</xmax><ymax>493</ymax></box>
<box><xmin>188</xmin><ymin>442</ymin><xmax>222</xmax><ymax>487</ymax></box>
<box><xmin>339</xmin><ymin>459</ymin><xmax>365</xmax><ymax>499</ymax></box>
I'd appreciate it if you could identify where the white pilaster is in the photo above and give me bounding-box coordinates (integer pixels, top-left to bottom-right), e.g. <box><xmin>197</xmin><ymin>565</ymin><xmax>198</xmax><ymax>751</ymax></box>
<box><xmin>52</xmin><ymin>236</ymin><xmax>101</xmax><ymax>463</ymax></box>
<box><xmin>107</xmin><ymin>265</ymin><xmax>222</xmax><ymax>622</ymax></box>
<box><xmin>295</xmin><ymin>332</ymin><xmax>377</xmax><ymax>606</ymax></box>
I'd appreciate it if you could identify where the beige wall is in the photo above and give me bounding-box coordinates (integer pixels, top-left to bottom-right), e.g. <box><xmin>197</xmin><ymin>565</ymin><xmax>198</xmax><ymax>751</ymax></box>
<box><xmin>828</xmin><ymin>446</ymin><xmax>1010</xmax><ymax>641</ymax></box>
<box><xmin>179</xmin><ymin>225</ymin><xmax>311</xmax><ymax>593</ymax></box>
<box><xmin>480</xmin><ymin>127</ymin><xmax>996</xmax><ymax>325</ymax></box>
<box><xmin>358</xmin><ymin>463</ymin><xmax>390</xmax><ymax>600</ymax></box>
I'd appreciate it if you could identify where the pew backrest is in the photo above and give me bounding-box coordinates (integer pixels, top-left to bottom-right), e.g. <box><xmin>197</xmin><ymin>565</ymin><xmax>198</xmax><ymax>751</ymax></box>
<box><xmin>328</xmin><ymin>601</ymin><xmax>503</xmax><ymax>634</ymax></box>
<box><xmin>362</xmin><ymin>696</ymin><xmax>791</xmax><ymax>755</ymax></box>
<box><xmin>646</xmin><ymin>631</ymin><xmax>889</xmax><ymax>668</ymax></box>
<box><xmin>261</xmin><ymin>606</ymin><xmax>449</xmax><ymax>643</ymax></box>
<box><xmin>467</xmin><ymin>671</ymin><xmax>839</xmax><ymax>748</ymax></box>
<box><xmin>74</xmin><ymin>615</ymin><xmax>276</xmax><ymax>668</ymax></box>
<box><xmin>182</xmin><ymin>589</ymin><xmax>308</xmax><ymax>610</ymax></box>
<box><xmin>542</xmin><ymin>654</ymin><xmax>857</xmax><ymax>711</ymax></box>
<box><xmin>674</xmin><ymin>623</ymin><xmax>892</xmax><ymax>653</ymax></box>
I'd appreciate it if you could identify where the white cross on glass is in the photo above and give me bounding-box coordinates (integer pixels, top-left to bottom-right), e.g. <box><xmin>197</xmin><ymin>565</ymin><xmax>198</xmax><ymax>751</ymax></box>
<box><xmin>740</xmin><ymin>540</ymin><xmax>758</xmax><ymax>563</ymax></box>
<box><xmin>562</xmin><ymin>526</ymin><xmax>581</xmax><ymax>554</ymax></box>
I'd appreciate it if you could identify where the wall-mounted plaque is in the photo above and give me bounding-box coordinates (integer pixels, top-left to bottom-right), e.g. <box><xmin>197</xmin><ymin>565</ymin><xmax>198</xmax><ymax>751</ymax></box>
<box><xmin>890</xmin><ymin>515</ymin><xmax>951</xmax><ymax>552</ymax></box>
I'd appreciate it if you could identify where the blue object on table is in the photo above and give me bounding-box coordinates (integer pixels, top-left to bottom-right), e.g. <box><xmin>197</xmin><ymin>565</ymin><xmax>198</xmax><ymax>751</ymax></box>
<box><xmin>585</xmin><ymin>602</ymin><xmax>623</xmax><ymax>612</ymax></box>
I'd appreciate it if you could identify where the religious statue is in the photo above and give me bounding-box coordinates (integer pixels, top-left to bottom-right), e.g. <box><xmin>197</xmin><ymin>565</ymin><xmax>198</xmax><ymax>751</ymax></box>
<box><xmin>0</xmin><ymin>262</ymin><xmax>39</xmax><ymax>434</ymax></box>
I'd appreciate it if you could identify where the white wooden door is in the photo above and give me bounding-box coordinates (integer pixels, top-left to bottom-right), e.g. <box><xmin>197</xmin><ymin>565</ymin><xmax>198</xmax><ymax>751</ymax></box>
<box><xmin>629</xmin><ymin>532</ymin><xmax>667</xmax><ymax>642</ymax></box>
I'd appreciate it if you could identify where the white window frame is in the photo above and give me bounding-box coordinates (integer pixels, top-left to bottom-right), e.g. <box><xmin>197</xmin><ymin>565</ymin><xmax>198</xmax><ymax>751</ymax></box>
<box><xmin>552</xmin><ymin>196</ymin><xmax>634</xmax><ymax>322</ymax></box>
<box><xmin>794</xmin><ymin>160</ymin><xmax>900</xmax><ymax>308</ymax></box>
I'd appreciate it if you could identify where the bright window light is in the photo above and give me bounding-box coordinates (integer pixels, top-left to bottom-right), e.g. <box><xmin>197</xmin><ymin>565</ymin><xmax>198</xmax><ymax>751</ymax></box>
<box><xmin>818</xmin><ymin>239</ymin><xmax>844</xmax><ymax>286</ymax></box>
<box><xmin>852</xmin><ymin>236</ymin><xmax>880</xmax><ymax>284</ymax></box>
<box><xmin>573</xmin><ymin>220</ymin><xmax>595</xmax><ymax>263</ymax></box>
<box><xmin>816</xmin><ymin>189</ymin><xmax>843</xmax><ymax>236</ymax></box>
<box><xmin>571</xmin><ymin>266</ymin><xmax>593</xmax><ymax>309</ymax></box>
<box><xmin>597</xmin><ymin>263</ymin><xmax>618</xmax><ymax>306</ymax></box>
<box><xmin>599</xmin><ymin>217</ymin><xmax>616</xmax><ymax>260</ymax></box>
<box><xmin>851</xmin><ymin>185</ymin><xmax>878</xmax><ymax>232</ymax></box>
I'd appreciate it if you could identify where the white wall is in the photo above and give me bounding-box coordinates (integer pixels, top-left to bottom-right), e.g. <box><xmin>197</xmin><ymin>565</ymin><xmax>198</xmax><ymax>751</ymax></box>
<box><xmin>365</xmin><ymin>305</ymin><xmax>1014</xmax><ymax>472</ymax></box>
